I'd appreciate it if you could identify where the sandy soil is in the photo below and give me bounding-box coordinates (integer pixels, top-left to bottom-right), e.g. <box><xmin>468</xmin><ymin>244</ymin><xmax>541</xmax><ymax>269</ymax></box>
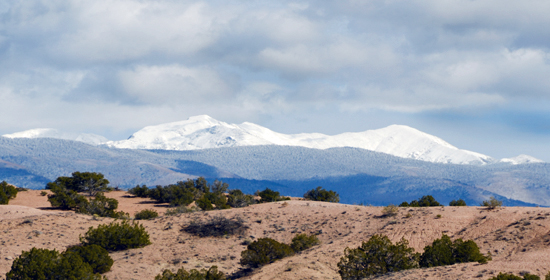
<box><xmin>2</xmin><ymin>190</ymin><xmax>550</xmax><ymax>279</ymax></box>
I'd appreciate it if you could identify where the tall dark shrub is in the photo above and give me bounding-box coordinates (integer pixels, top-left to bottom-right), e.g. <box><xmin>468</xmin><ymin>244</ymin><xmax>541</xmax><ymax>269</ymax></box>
<box><xmin>0</xmin><ymin>181</ymin><xmax>18</xmax><ymax>204</ymax></box>
<box><xmin>47</xmin><ymin>184</ymin><xmax>88</xmax><ymax>210</ymax></box>
<box><xmin>227</xmin><ymin>189</ymin><xmax>256</xmax><ymax>208</ymax></box>
<box><xmin>128</xmin><ymin>185</ymin><xmax>150</xmax><ymax>197</ymax></box>
<box><xmin>77</xmin><ymin>192</ymin><xmax>127</xmax><ymax>218</ymax></box>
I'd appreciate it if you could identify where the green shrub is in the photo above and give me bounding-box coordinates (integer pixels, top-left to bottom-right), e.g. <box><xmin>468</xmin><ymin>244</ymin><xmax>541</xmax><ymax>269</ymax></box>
<box><xmin>196</xmin><ymin>195</ymin><xmax>214</xmax><ymax>211</ymax></box>
<box><xmin>258</xmin><ymin>188</ymin><xmax>289</xmax><ymax>203</ymax></box>
<box><xmin>240</xmin><ymin>238</ymin><xmax>294</xmax><ymax>268</ymax></box>
<box><xmin>337</xmin><ymin>234</ymin><xmax>419</xmax><ymax>279</ymax></box>
<box><xmin>40</xmin><ymin>191</ymin><xmax>48</xmax><ymax>196</ymax></box>
<box><xmin>142</xmin><ymin>178</ymin><xmax>233</xmax><ymax>209</ymax></box>
<box><xmin>181</xmin><ymin>216</ymin><xmax>248</xmax><ymax>237</ymax></box>
<box><xmin>135</xmin><ymin>209</ymin><xmax>159</xmax><ymax>220</ymax></box>
<box><xmin>80</xmin><ymin>220</ymin><xmax>151</xmax><ymax>251</ymax></box>
<box><xmin>524</xmin><ymin>274</ymin><xmax>541</xmax><ymax>280</ymax></box>
<box><xmin>449</xmin><ymin>199</ymin><xmax>467</xmax><ymax>206</ymax></box>
<box><xmin>290</xmin><ymin>233</ymin><xmax>320</xmax><ymax>252</ymax></box>
<box><xmin>420</xmin><ymin>234</ymin><xmax>489</xmax><ymax>267</ymax></box>
<box><xmin>6</xmin><ymin>247</ymin><xmax>101</xmax><ymax>280</ymax></box>
<box><xmin>303</xmin><ymin>186</ymin><xmax>339</xmax><ymax>203</ymax></box>
<box><xmin>482</xmin><ymin>196</ymin><xmax>503</xmax><ymax>210</ymax></box>
<box><xmin>128</xmin><ymin>184</ymin><xmax>150</xmax><ymax>197</ymax></box>
<box><xmin>65</xmin><ymin>244</ymin><xmax>113</xmax><ymax>274</ymax></box>
<box><xmin>399</xmin><ymin>195</ymin><xmax>442</xmax><ymax>207</ymax></box>
<box><xmin>0</xmin><ymin>181</ymin><xmax>18</xmax><ymax>204</ymax></box>
<box><xmin>77</xmin><ymin>192</ymin><xmax>128</xmax><ymax>218</ymax></box>
<box><xmin>47</xmin><ymin>184</ymin><xmax>88</xmax><ymax>210</ymax></box>
<box><xmin>155</xmin><ymin>265</ymin><xmax>226</xmax><ymax>280</ymax></box>
<box><xmin>487</xmin><ymin>273</ymin><xmax>540</xmax><ymax>280</ymax></box>
<box><xmin>227</xmin><ymin>189</ymin><xmax>256</xmax><ymax>208</ymax></box>
<box><xmin>46</xmin><ymin>172</ymin><xmax>110</xmax><ymax>196</ymax></box>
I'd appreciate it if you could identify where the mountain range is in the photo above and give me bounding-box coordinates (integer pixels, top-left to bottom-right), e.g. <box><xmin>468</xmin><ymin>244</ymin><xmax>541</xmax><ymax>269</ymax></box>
<box><xmin>1</xmin><ymin>116</ymin><xmax>548</xmax><ymax>207</ymax></box>
<box><xmin>3</xmin><ymin>115</ymin><xmax>543</xmax><ymax>165</ymax></box>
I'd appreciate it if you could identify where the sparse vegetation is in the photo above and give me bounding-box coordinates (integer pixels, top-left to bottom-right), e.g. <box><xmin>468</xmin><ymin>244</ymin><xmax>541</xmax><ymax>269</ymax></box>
<box><xmin>337</xmin><ymin>234</ymin><xmax>419</xmax><ymax>279</ymax></box>
<box><xmin>155</xmin><ymin>265</ymin><xmax>226</xmax><ymax>280</ymax></box>
<box><xmin>449</xmin><ymin>199</ymin><xmax>467</xmax><ymax>206</ymax></box>
<box><xmin>240</xmin><ymin>238</ymin><xmax>295</xmax><ymax>268</ymax></box>
<box><xmin>6</xmin><ymin>247</ymin><xmax>102</xmax><ymax>280</ymax></box>
<box><xmin>40</xmin><ymin>191</ymin><xmax>48</xmax><ymax>196</ymax></box>
<box><xmin>290</xmin><ymin>233</ymin><xmax>320</xmax><ymax>252</ymax></box>
<box><xmin>482</xmin><ymin>196</ymin><xmax>503</xmax><ymax>210</ymax></box>
<box><xmin>382</xmin><ymin>204</ymin><xmax>399</xmax><ymax>217</ymax></box>
<box><xmin>135</xmin><ymin>209</ymin><xmax>159</xmax><ymax>220</ymax></box>
<box><xmin>488</xmin><ymin>272</ymin><xmax>540</xmax><ymax>280</ymax></box>
<box><xmin>80</xmin><ymin>220</ymin><xmax>151</xmax><ymax>251</ymax></box>
<box><xmin>303</xmin><ymin>186</ymin><xmax>340</xmax><ymax>203</ymax></box>
<box><xmin>165</xmin><ymin>205</ymin><xmax>201</xmax><ymax>216</ymax></box>
<box><xmin>399</xmin><ymin>195</ymin><xmax>442</xmax><ymax>207</ymax></box>
<box><xmin>0</xmin><ymin>181</ymin><xmax>18</xmax><ymax>204</ymax></box>
<box><xmin>181</xmin><ymin>216</ymin><xmax>248</xmax><ymax>237</ymax></box>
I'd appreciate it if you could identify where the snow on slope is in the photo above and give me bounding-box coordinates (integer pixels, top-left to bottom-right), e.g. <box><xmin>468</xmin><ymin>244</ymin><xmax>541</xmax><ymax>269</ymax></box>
<box><xmin>106</xmin><ymin>115</ymin><xmax>495</xmax><ymax>165</ymax></box>
<box><xmin>2</xmin><ymin>128</ymin><xmax>108</xmax><ymax>146</ymax></box>
<box><xmin>500</xmin><ymin>154</ymin><xmax>544</xmax><ymax>165</ymax></box>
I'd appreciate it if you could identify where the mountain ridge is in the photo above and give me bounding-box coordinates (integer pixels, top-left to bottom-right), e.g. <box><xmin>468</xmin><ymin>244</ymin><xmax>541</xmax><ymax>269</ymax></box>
<box><xmin>105</xmin><ymin>115</ymin><xmax>495</xmax><ymax>165</ymax></box>
<box><xmin>2</xmin><ymin>115</ymin><xmax>542</xmax><ymax>165</ymax></box>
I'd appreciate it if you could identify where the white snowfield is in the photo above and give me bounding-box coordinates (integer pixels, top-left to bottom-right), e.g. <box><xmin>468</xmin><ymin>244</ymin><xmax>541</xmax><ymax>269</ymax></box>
<box><xmin>500</xmin><ymin>154</ymin><xmax>544</xmax><ymax>165</ymax></box>
<box><xmin>2</xmin><ymin>128</ymin><xmax>108</xmax><ymax>146</ymax></box>
<box><xmin>106</xmin><ymin>115</ymin><xmax>495</xmax><ymax>165</ymax></box>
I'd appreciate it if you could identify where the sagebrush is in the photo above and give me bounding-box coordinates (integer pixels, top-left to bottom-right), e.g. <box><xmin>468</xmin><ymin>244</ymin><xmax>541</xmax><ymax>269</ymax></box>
<box><xmin>181</xmin><ymin>216</ymin><xmax>248</xmax><ymax>237</ymax></box>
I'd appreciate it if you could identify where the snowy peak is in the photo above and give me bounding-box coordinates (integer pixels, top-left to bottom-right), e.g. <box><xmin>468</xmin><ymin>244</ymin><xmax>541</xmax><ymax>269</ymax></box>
<box><xmin>2</xmin><ymin>128</ymin><xmax>108</xmax><ymax>146</ymax></box>
<box><xmin>106</xmin><ymin>115</ymin><xmax>497</xmax><ymax>165</ymax></box>
<box><xmin>500</xmin><ymin>154</ymin><xmax>544</xmax><ymax>165</ymax></box>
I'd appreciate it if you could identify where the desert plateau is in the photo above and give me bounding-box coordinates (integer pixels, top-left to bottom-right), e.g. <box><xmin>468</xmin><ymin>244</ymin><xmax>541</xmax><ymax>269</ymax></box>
<box><xmin>1</xmin><ymin>190</ymin><xmax>550</xmax><ymax>279</ymax></box>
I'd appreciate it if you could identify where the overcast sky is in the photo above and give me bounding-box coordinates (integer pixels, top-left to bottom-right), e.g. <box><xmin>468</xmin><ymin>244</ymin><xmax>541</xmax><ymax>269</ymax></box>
<box><xmin>1</xmin><ymin>0</ymin><xmax>550</xmax><ymax>161</ymax></box>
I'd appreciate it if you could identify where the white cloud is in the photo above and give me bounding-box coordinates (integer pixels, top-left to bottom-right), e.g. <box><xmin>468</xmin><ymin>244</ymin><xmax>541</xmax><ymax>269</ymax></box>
<box><xmin>1</xmin><ymin>0</ymin><xmax>550</xmax><ymax>147</ymax></box>
<box><xmin>118</xmin><ymin>64</ymin><xmax>236</xmax><ymax>105</ymax></box>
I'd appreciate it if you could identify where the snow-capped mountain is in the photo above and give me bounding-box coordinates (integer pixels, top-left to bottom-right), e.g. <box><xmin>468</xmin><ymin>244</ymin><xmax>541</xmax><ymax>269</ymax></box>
<box><xmin>2</xmin><ymin>128</ymin><xmax>108</xmax><ymax>146</ymax></box>
<box><xmin>106</xmin><ymin>115</ymin><xmax>495</xmax><ymax>165</ymax></box>
<box><xmin>500</xmin><ymin>154</ymin><xmax>544</xmax><ymax>165</ymax></box>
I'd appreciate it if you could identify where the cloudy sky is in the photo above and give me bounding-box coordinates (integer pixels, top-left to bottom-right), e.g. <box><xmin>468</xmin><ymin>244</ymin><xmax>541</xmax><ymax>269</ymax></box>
<box><xmin>1</xmin><ymin>0</ymin><xmax>550</xmax><ymax>161</ymax></box>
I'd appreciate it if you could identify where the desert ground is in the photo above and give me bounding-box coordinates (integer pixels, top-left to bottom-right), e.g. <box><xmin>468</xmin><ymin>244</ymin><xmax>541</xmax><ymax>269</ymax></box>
<box><xmin>2</xmin><ymin>190</ymin><xmax>550</xmax><ymax>279</ymax></box>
